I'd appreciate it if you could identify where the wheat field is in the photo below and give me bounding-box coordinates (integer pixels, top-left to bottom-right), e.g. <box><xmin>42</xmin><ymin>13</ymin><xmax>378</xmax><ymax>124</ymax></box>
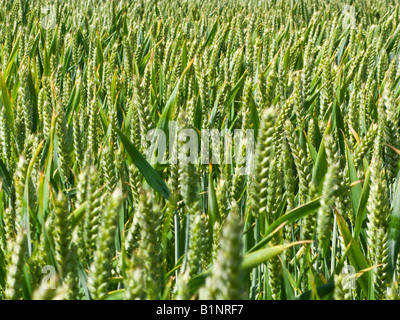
<box><xmin>0</xmin><ymin>0</ymin><xmax>399</xmax><ymax>300</ymax></box>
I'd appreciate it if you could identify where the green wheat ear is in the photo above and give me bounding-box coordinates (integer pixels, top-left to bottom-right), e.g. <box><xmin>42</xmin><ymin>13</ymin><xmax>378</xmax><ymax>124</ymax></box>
<box><xmin>216</xmin><ymin>179</ymin><xmax>230</xmax><ymax>223</ymax></box>
<box><xmin>175</xmin><ymin>268</ymin><xmax>191</xmax><ymax>300</ymax></box>
<box><xmin>55</xmin><ymin>100</ymin><xmax>71</xmax><ymax>182</ymax></box>
<box><xmin>136</xmin><ymin>189</ymin><xmax>163</xmax><ymax>300</ymax></box>
<box><xmin>367</xmin><ymin>154</ymin><xmax>390</xmax><ymax>299</ymax></box>
<box><xmin>334</xmin><ymin>273</ymin><xmax>351</xmax><ymax>300</ymax></box>
<box><xmin>316</xmin><ymin>134</ymin><xmax>340</xmax><ymax>254</ymax></box>
<box><xmin>199</xmin><ymin>200</ymin><xmax>246</xmax><ymax>300</ymax></box>
<box><xmin>52</xmin><ymin>191</ymin><xmax>79</xmax><ymax>299</ymax></box>
<box><xmin>124</xmin><ymin>252</ymin><xmax>146</xmax><ymax>300</ymax></box>
<box><xmin>5</xmin><ymin>227</ymin><xmax>28</xmax><ymax>300</ymax></box>
<box><xmin>88</xmin><ymin>188</ymin><xmax>123</xmax><ymax>300</ymax></box>
<box><xmin>285</xmin><ymin>119</ymin><xmax>311</xmax><ymax>206</ymax></box>
<box><xmin>82</xmin><ymin>165</ymin><xmax>103</xmax><ymax>262</ymax></box>
<box><xmin>53</xmin><ymin>191</ymin><xmax>72</xmax><ymax>276</ymax></box>
<box><xmin>250</xmin><ymin>107</ymin><xmax>276</xmax><ymax>219</ymax></box>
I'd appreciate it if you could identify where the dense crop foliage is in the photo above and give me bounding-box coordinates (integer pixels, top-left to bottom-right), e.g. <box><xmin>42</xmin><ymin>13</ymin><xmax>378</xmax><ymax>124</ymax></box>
<box><xmin>0</xmin><ymin>0</ymin><xmax>400</xmax><ymax>300</ymax></box>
